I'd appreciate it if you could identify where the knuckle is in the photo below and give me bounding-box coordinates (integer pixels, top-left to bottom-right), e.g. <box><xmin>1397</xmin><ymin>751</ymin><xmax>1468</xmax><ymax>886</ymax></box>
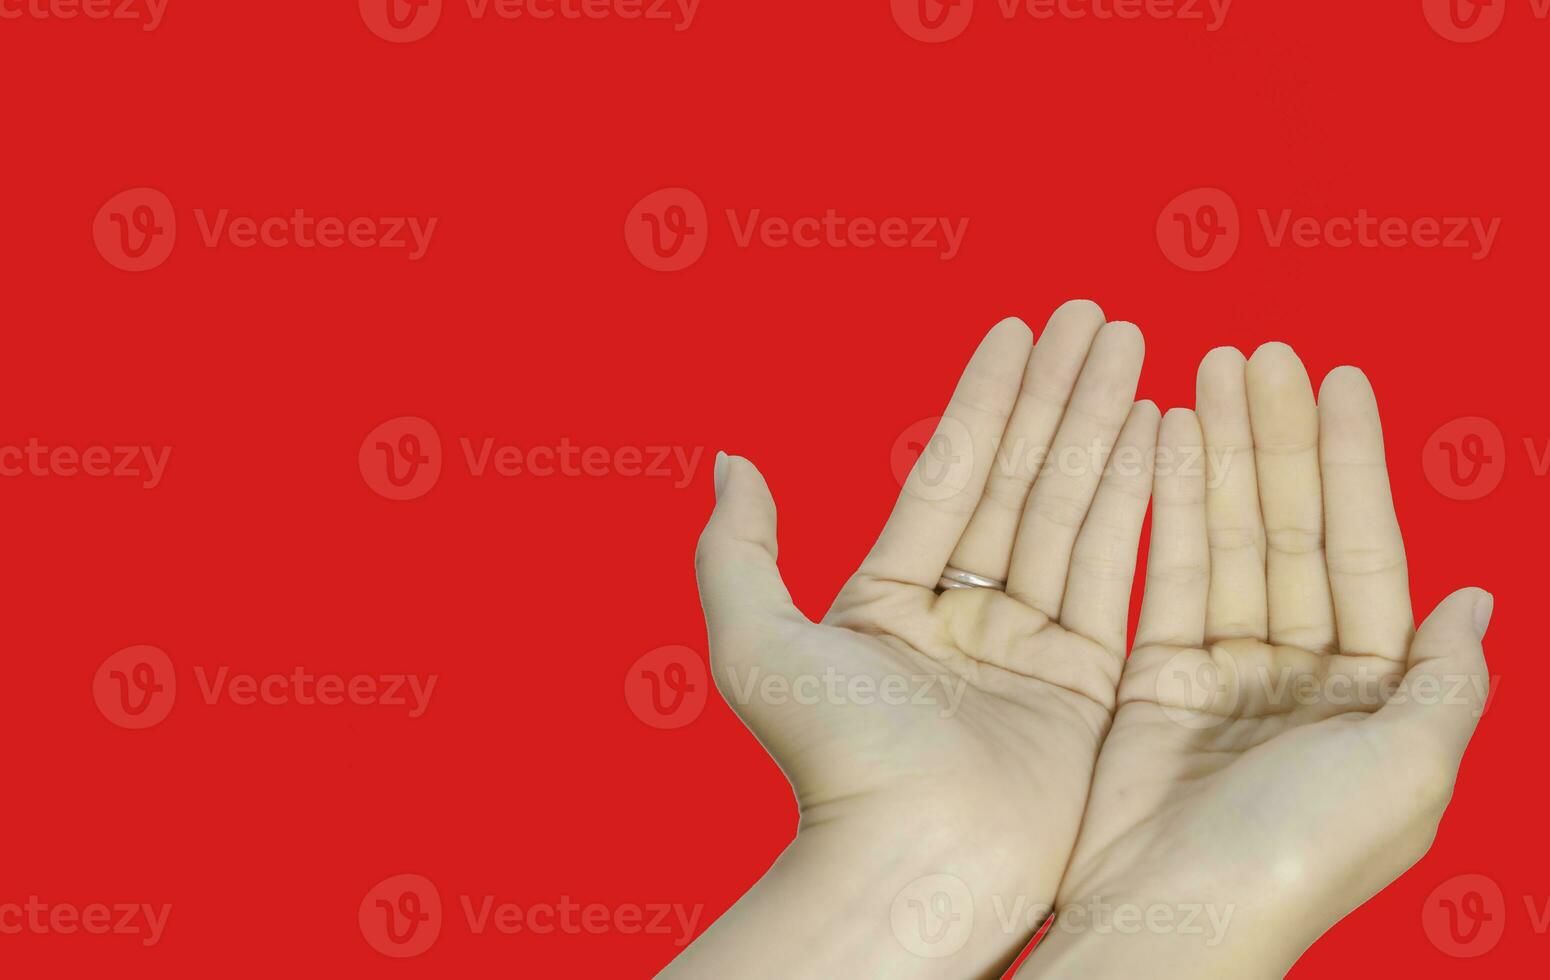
<box><xmin>1327</xmin><ymin>546</ymin><xmax>1406</xmax><ymax>576</ymax></box>
<box><xmin>1026</xmin><ymin>491</ymin><xmax>1089</xmax><ymax>530</ymax></box>
<box><xmin>1266</xmin><ymin>526</ymin><xmax>1324</xmax><ymax>555</ymax></box>
<box><xmin>1207</xmin><ymin>525</ymin><xmax>1265</xmax><ymax>552</ymax></box>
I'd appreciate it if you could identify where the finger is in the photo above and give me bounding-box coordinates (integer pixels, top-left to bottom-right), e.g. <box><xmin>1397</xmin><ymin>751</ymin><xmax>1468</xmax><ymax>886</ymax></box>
<box><xmin>1246</xmin><ymin>343</ymin><xmax>1336</xmax><ymax>653</ymax></box>
<box><xmin>1319</xmin><ymin>366</ymin><xmax>1413</xmax><ymax>660</ymax></box>
<box><xmin>696</xmin><ymin>453</ymin><xmax>809</xmax><ymax>665</ymax></box>
<box><xmin>1005</xmin><ymin>321</ymin><xmax>1145</xmax><ymax>616</ymax></box>
<box><xmin>1197</xmin><ymin>346</ymin><xmax>1268</xmax><ymax>644</ymax></box>
<box><xmin>1376</xmin><ymin>588</ymin><xmax>1491</xmax><ymax>762</ymax></box>
<box><xmin>1135</xmin><ymin>408</ymin><xmax>1209</xmax><ymax>649</ymax></box>
<box><xmin>1061</xmin><ymin>400</ymin><xmax>1161</xmax><ymax>660</ymax></box>
<box><xmin>857</xmin><ymin>318</ymin><xmax>1033</xmax><ymax>589</ymax></box>
<box><xmin>947</xmin><ymin>299</ymin><xmax>1106</xmax><ymax>583</ymax></box>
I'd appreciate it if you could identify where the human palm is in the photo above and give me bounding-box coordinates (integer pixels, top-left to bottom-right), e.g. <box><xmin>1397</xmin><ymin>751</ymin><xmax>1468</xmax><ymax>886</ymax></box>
<box><xmin>1028</xmin><ymin>343</ymin><xmax>1490</xmax><ymax>977</ymax></box>
<box><xmin>690</xmin><ymin>302</ymin><xmax>1156</xmax><ymax>973</ymax></box>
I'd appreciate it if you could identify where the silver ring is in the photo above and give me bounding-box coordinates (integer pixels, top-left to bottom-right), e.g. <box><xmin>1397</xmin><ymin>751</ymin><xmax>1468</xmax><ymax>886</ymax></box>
<box><xmin>936</xmin><ymin>566</ymin><xmax>1006</xmax><ymax>592</ymax></box>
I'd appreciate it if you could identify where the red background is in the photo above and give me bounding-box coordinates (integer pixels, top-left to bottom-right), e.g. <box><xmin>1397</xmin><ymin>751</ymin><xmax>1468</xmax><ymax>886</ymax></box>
<box><xmin>2</xmin><ymin>0</ymin><xmax>1544</xmax><ymax>975</ymax></box>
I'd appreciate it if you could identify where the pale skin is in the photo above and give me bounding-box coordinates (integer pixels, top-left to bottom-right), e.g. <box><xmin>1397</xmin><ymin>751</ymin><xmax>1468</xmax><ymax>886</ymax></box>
<box><xmin>661</xmin><ymin>304</ymin><xmax>1489</xmax><ymax>978</ymax></box>
<box><xmin>1021</xmin><ymin>344</ymin><xmax>1491</xmax><ymax>977</ymax></box>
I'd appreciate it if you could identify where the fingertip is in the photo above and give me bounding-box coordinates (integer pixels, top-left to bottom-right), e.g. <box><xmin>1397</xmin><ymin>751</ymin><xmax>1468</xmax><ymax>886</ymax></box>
<box><xmin>1038</xmin><ymin>299</ymin><xmax>1106</xmax><ymax>351</ymax></box>
<box><xmin>1435</xmin><ymin>586</ymin><xmax>1493</xmax><ymax>640</ymax></box>
<box><xmin>987</xmin><ymin>315</ymin><xmax>1035</xmax><ymax>347</ymax></box>
<box><xmin>1247</xmin><ymin>341</ymin><xmax>1305</xmax><ymax>377</ymax></box>
<box><xmin>721</xmin><ymin>453</ymin><xmax>772</xmax><ymax>495</ymax></box>
<box><xmin>1051</xmin><ymin>298</ymin><xmax>1107</xmax><ymax>326</ymax></box>
<box><xmin>713</xmin><ymin>450</ymin><xmax>730</xmax><ymax>496</ymax></box>
<box><xmin>1471</xmin><ymin>589</ymin><xmax>1494</xmax><ymax>640</ymax></box>
<box><xmin>1098</xmin><ymin>320</ymin><xmax>1146</xmax><ymax>360</ymax></box>
<box><xmin>1160</xmin><ymin>406</ymin><xmax>1203</xmax><ymax>442</ymax></box>
<box><xmin>1116</xmin><ymin>399</ymin><xmax>1162</xmax><ymax>444</ymax></box>
<box><xmin>1196</xmin><ymin>347</ymin><xmax>1247</xmax><ymax>407</ymax></box>
<box><xmin>1246</xmin><ymin>342</ymin><xmax>1316</xmax><ymax>426</ymax></box>
<box><xmin>1319</xmin><ymin>364</ymin><xmax>1374</xmax><ymax>404</ymax></box>
<box><xmin>1200</xmin><ymin>345</ymin><xmax>1247</xmax><ymax>372</ymax></box>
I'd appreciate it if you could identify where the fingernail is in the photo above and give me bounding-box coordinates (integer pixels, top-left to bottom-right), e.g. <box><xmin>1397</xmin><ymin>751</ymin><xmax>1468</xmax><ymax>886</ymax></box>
<box><xmin>1472</xmin><ymin>590</ymin><xmax>1494</xmax><ymax>639</ymax></box>
<box><xmin>713</xmin><ymin>451</ymin><xmax>729</xmax><ymax>497</ymax></box>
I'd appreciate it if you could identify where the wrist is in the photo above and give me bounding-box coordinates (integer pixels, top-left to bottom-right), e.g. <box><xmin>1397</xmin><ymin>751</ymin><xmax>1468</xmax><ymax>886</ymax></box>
<box><xmin>664</xmin><ymin>817</ymin><xmax>1055</xmax><ymax>979</ymax></box>
<box><xmin>1016</xmin><ymin>891</ymin><xmax>1307</xmax><ymax>980</ymax></box>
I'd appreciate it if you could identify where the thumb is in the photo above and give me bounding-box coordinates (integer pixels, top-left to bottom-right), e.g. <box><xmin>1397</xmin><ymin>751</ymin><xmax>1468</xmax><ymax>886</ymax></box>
<box><xmin>695</xmin><ymin>453</ymin><xmax>807</xmax><ymax>664</ymax></box>
<box><xmin>1378</xmin><ymin>587</ymin><xmax>1493</xmax><ymax>759</ymax></box>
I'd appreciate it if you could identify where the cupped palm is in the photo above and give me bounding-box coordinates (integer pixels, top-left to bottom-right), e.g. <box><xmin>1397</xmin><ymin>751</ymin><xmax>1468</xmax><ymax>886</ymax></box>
<box><xmin>1025</xmin><ymin>343</ymin><xmax>1490</xmax><ymax>978</ymax></box>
